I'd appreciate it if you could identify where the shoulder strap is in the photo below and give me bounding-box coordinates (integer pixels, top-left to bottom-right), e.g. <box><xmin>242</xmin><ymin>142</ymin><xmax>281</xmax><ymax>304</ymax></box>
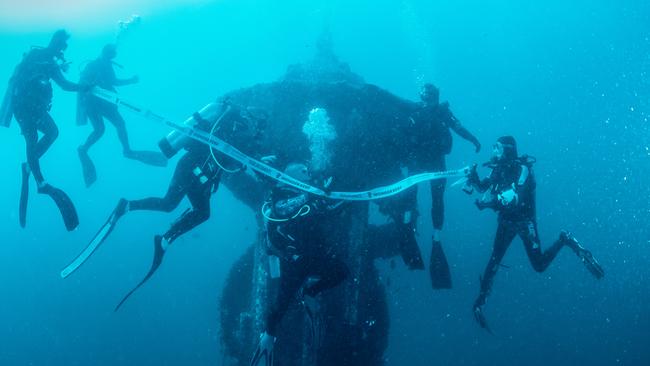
<box><xmin>517</xmin><ymin>165</ymin><xmax>529</xmax><ymax>186</ymax></box>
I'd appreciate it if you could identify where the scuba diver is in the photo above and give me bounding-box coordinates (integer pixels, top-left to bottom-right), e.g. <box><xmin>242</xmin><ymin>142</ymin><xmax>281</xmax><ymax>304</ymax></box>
<box><xmin>465</xmin><ymin>136</ymin><xmax>605</xmax><ymax>333</ymax></box>
<box><xmin>404</xmin><ymin>83</ymin><xmax>481</xmax><ymax>289</ymax></box>
<box><xmin>61</xmin><ymin>99</ymin><xmax>268</xmax><ymax>305</ymax></box>
<box><xmin>76</xmin><ymin>43</ymin><xmax>166</xmax><ymax>187</ymax></box>
<box><xmin>3</xmin><ymin>29</ymin><xmax>86</xmax><ymax>231</ymax></box>
<box><xmin>251</xmin><ymin>163</ymin><xmax>349</xmax><ymax>366</ymax></box>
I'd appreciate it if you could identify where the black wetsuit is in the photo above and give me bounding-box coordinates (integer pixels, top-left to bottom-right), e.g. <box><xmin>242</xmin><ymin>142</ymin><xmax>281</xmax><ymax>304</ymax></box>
<box><xmin>471</xmin><ymin>158</ymin><xmax>566</xmax><ymax>307</ymax></box>
<box><xmin>127</xmin><ymin>122</ymin><xmax>221</xmax><ymax>244</ymax></box>
<box><xmin>11</xmin><ymin>47</ymin><xmax>80</xmax><ymax>183</ymax></box>
<box><xmin>407</xmin><ymin>101</ymin><xmax>478</xmax><ymax>232</ymax></box>
<box><xmin>78</xmin><ymin>57</ymin><xmax>132</xmax><ymax>153</ymax></box>
<box><xmin>265</xmin><ymin>186</ymin><xmax>349</xmax><ymax>337</ymax></box>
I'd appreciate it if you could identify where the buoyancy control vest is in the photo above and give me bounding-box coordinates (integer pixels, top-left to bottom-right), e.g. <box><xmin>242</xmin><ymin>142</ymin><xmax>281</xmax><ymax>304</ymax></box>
<box><xmin>12</xmin><ymin>48</ymin><xmax>59</xmax><ymax>113</ymax></box>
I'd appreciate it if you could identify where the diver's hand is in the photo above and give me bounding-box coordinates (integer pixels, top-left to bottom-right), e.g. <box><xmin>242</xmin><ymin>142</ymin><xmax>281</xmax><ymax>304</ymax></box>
<box><xmin>474</xmin><ymin>199</ymin><xmax>487</xmax><ymax>211</ymax></box>
<box><xmin>251</xmin><ymin>332</ymin><xmax>275</xmax><ymax>366</ymax></box>
<box><xmin>467</xmin><ymin>164</ymin><xmax>479</xmax><ymax>185</ymax></box>
<box><xmin>323</xmin><ymin>176</ymin><xmax>333</xmax><ymax>189</ymax></box>
<box><xmin>497</xmin><ymin>188</ymin><xmax>518</xmax><ymax>207</ymax></box>
<box><xmin>474</xmin><ymin>140</ymin><xmax>482</xmax><ymax>153</ymax></box>
<box><xmin>260</xmin><ymin>155</ymin><xmax>277</xmax><ymax>164</ymax></box>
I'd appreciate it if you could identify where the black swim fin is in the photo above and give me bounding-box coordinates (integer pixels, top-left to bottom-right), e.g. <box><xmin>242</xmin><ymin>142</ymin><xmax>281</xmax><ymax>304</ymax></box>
<box><xmin>398</xmin><ymin>225</ymin><xmax>424</xmax><ymax>270</ymax></box>
<box><xmin>38</xmin><ymin>184</ymin><xmax>79</xmax><ymax>231</ymax></box>
<box><xmin>429</xmin><ymin>240</ymin><xmax>452</xmax><ymax>289</ymax></box>
<box><xmin>126</xmin><ymin>150</ymin><xmax>168</xmax><ymax>167</ymax></box>
<box><xmin>114</xmin><ymin>235</ymin><xmax>166</xmax><ymax>311</ymax></box>
<box><xmin>561</xmin><ymin>231</ymin><xmax>605</xmax><ymax>280</ymax></box>
<box><xmin>60</xmin><ymin>199</ymin><xmax>129</xmax><ymax>278</ymax></box>
<box><xmin>78</xmin><ymin>147</ymin><xmax>97</xmax><ymax>187</ymax></box>
<box><xmin>577</xmin><ymin>249</ymin><xmax>605</xmax><ymax>279</ymax></box>
<box><xmin>473</xmin><ymin>304</ymin><xmax>494</xmax><ymax>335</ymax></box>
<box><xmin>302</xmin><ymin>294</ymin><xmax>324</xmax><ymax>351</ymax></box>
<box><xmin>19</xmin><ymin>162</ymin><xmax>29</xmax><ymax>228</ymax></box>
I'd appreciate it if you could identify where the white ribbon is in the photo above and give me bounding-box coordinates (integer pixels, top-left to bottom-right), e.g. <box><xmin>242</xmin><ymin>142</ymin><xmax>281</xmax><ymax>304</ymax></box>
<box><xmin>91</xmin><ymin>87</ymin><xmax>469</xmax><ymax>201</ymax></box>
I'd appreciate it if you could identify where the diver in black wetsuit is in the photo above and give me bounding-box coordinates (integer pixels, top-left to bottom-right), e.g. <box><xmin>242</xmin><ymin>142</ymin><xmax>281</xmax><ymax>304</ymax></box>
<box><xmin>402</xmin><ymin>83</ymin><xmax>481</xmax><ymax>288</ymax></box>
<box><xmin>77</xmin><ymin>44</ymin><xmax>166</xmax><ymax>186</ymax></box>
<box><xmin>251</xmin><ymin>163</ymin><xmax>349</xmax><ymax>366</ymax></box>
<box><xmin>466</xmin><ymin>136</ymin><xmax>605</xmax><ymax>332</ymax></box>
<box><xmin>9</xmin><ymin>29</ymin><xmax>86</xmax><ymax>230</ymax></box>
<box><xmin>110</xmin><ymin>102</ymin><xmax>268</xmax><ymax>310</ymax></box>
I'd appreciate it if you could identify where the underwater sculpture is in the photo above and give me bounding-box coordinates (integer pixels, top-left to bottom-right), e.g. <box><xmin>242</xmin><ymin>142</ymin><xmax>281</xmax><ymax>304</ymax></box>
<box><xmin>215</xmin><ymin>36</ymin><xmax>432</xmax><ymax>366</ymax></box>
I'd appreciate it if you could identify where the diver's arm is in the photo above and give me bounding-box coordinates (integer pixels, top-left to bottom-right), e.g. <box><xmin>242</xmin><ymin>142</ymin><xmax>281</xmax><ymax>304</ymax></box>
<box><xmin>113</xmin><ymin>75</ymin><xmax>138</xmax><ymax>86</ymax></box>
<box><xmin>102</xmin><ymin>61</ymin><xmax>137</xmax><ymax>87</ymax></box>
<box><xmin>450</xmin><ymin>121</ymin><xmax>481</xmax><ymax>153</ymax></box>
<box><xmin>52</xmin><ymin>68</ymin><xmax>83</xmax><ymax>92</ymax></box>
<box><xmin>474</xmin><ymin>177</ymin><xmax>492</xmax><ymax>193</ymax></box>
<box><xmin>467</xmin><ymin>165</ymin><xmax>492</xmax><ymax>193</ymax></box>
<box><xmin>496</xmin><ymin>165</ymin><xmax>530</xmax><ymax>208</ymax></box>
<box><xmin>511</xmin><ymin>164</ymin><xmax>533</xmax><ymax>203</ymax></box>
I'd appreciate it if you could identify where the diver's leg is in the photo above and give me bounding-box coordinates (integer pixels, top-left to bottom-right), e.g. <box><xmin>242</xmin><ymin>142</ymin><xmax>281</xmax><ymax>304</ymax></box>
<box><xmin>520</xmin><ymin>220</ymin><xmax>565</xmax><ymax>273</ymax></box>
<box><xmin>34</xmin><ymin>113</ymin><xmax>59</xmax><ymax>159</ymax></box>
<box><xmin>20</xmin><ymin>112</ymin><xmax>57</xmax><ymax>184</ymax></box>
<box><xmin>128</xmin><ymin>182</ymin><xmax>184</xmax><ymax>213</ymax></box>
<box><xmin>79</xmin><ymin>110</ymin><xmax>105</xmax><ymax>152</ymax></box>
<box><xmin>128</xmin><ymin>157</ymin><xmax>189</xmax><ymax>212</ymax></box>
<box><xmin>430</xmin><ymin>178</ymin><xmax>446</xmax><ymax>233</ymax></box>
<box><xmin>266</xmin><ymin>258</ymin><xmax>307</xmax><ymax>336</ymax></box>
<box><xmin>104</xmin><ymin>105</ymin><xmax>132</xmax><ymax>154</ymax></box>
<box><xmin>304</xmin><ymin>257</ymin><xmax>349</xmax><ymax>297</ymax></box>
<box><xmin>472</xmin><ymin>221</ymin><xmax>517</xmax><ymax>331</ymax></box>
<box><xmin>108</xmin><ymin>105</ymin><xmax>167</xmax><ymax>167</ymax></box>
<box><xmin>395</xmin><ymin>186</ymin><xmax>425</xmax><ymax>270</ymax></box>
<box><xmin>161</xmin><ymin>181</ymin><xmax>211</xmax><ymax>245</ymax></box>
<box><xmin>77</xmin><ymin>111</ymin><xmax>102</xmax><ymax>186</ymax></box>
<box><xmin>21</xmin><ymin>122</ymin><xmax>44</xmax><ymax>184</ymax></box>
<box><xmin>428</xmin><ymin>156</ymin><xmax>452</xmax><ymax>288</ymax></box>
<box><xmin>475</xmin><ymin>221</ymin><xmax>517</xmax><ymax>307</ymax></box>
<box><xmin>429</xmin><ymin>155</ymin><xmax>447</xmax><ymax>233</ymax></box>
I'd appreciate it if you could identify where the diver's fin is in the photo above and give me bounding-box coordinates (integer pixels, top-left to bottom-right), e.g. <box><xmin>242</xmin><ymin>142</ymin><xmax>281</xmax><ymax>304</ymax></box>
<box><xmin>429</xmin><ymin>240</ymin><xmax>452</xmax><ymax>289</ymax></box>
<box><xmin>398</xmin><ymin>225</ymin><xmax>424</xmax><ymax>270</ymax></box>
<box><xmin>38</xmin><ymin>184</ymin><xmax>79</xmax><ymax>231</ymax></box>
<box><xmin>250</xmin><ymin>346</ymin><xmax>273</xmax><ymax>366</ymax></box>
<box><xmin>250</xmin><ymin>333</ymin><xmax>275</xmax><ymax>366</ymax></box>
<box><xmin>60</xmin><ymin>199</ymin><xmax>129</xmax><ymax>279</ymax></box>
<box><xmin>19</xmin><ymin>162</ymin><xmax>30</xmax><ymax>228</ymax></box>
<box><xmin>126</xmin><ymin>150</ymin><xmax>168</xmax><ymax>167</ymax></box>
<box><xmin>561</xmin><ymin>231</ymin><xmax>605</xmax><ymax>280</ymax></box>
<box><xmin>1</xmin><ymin>77</ymin><xmax>15</xmax><ymax>128</ymax></box>
<box><xmin>473</xmin><ymin>305</ymin><xmax>494</xmax><ymax>335</ymax></box>
<box><xmin>577</xmin><ymin>249</ymin><xmax>605</xmax><ymax>279</ymax></box>
<box><xmin>114</xmin><ymin>235</ymin><xmax>166</xmax><ymax>311</ymax></box>
<box><xmin>75</xmin><ymin>91</ymin><xmax>88</xmax><ymax>126</ymax></box>
<box><xmin>302</xmin><ymin>294</ymin><xmax>324</xmax><ymax>351</ymax></box>
<box><xmin>78</xmin><ymin>147</ymin><xmax>97</xmax><ymax>187</ymax></box>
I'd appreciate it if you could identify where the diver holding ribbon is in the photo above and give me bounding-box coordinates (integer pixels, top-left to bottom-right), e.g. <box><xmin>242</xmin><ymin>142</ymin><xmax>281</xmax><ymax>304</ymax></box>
<box><xmin>464</xmin><ymin>135</ymin><xmax>605</xmax><ymax>333</ymax></box>
<box><xmin>76</xmin><ymin>43</ymin><xmax>167</xmax><ymax>187</ymax></box>
<box><xmin>252</xmin><ymin>162</ymin><xmax>349</xmax><ymax>366</ymax></box>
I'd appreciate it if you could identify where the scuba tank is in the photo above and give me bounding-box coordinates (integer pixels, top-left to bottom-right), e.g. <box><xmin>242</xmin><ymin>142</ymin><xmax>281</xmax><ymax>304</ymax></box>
<box><xmin>0</xmin><ymin>74</ymin><xmax>15</xmax><ymax>127</ymax></box>
<box><xmin>157</xmin><ymin>101</ymin><xmax>230</xmax><ymax>158</ymax></box>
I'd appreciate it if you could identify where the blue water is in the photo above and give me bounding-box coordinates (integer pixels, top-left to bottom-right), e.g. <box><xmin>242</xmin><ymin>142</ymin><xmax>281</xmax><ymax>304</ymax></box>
<box><xmin>0</xmin><ymin>1</ymin><xmax>648</xmax><ymax>365</ymax></box>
